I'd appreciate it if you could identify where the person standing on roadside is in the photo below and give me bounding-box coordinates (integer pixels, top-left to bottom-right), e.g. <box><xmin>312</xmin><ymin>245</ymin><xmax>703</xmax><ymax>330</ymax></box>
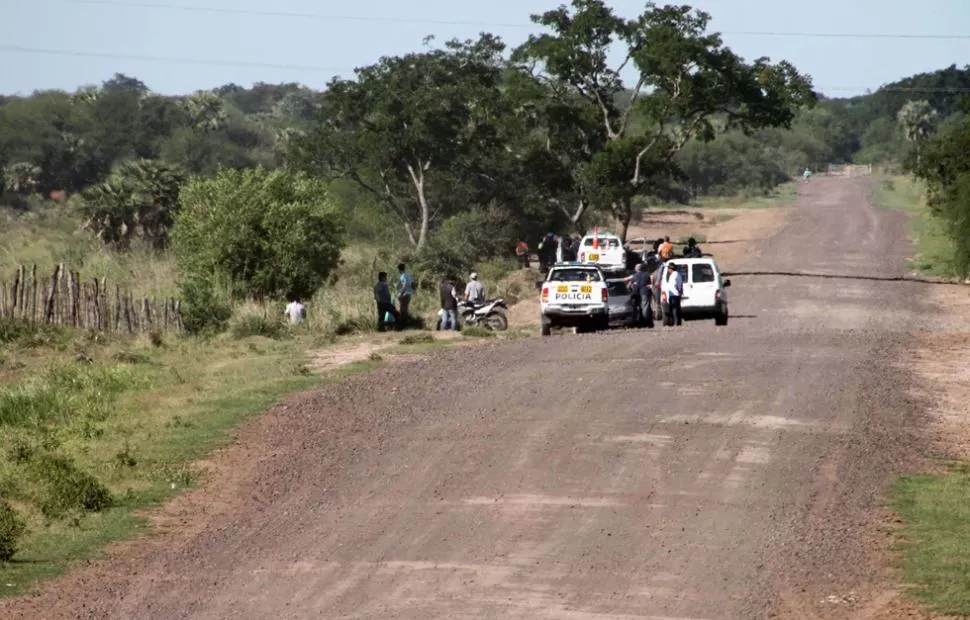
<box><xmin>439</xmin><ymin>275</ymin><xmax>459</xmax><ymax>330</ymax></box>
<box><xmin>284</xmin><ymin>296</ymin><xmax>306</xmax><ymax>326</ymax></box>
<box><xmin>625</xmin><ymin>264</ymin><xmax>653</xmax><ymax>327</ymax></box>
<box><xmin>396</xmin><ymin>262</ymin><xmax>413</xmax><ymax>329</ymax></box>
<box><xmin>464</xmin><ymin>272</ymin><xmax>486</xmax><ymax>305</ymax></box>
<box><xmin>515</xmin><ymin>240</ymin><xmax>530</xmax><ymax>269</ymax></box>
<box><xmin>662</xmin><ymin>262</ymin><xmax>684</xmax><ymax>326</ymax></box>
<box><xmin>374</xmin><ymin>272</ymin><xmax>399</xmax><ymax>332</ymax></box>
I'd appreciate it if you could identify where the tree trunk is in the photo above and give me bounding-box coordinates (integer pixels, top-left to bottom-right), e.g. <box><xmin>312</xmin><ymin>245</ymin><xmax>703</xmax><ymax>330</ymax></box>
<box><xmin>557</xmin><ymin>198</ymin><xmax>588</xmax><ymax>235</ymax></box>
<box><xmin>612</xmin><ymin>199</ymin><xmax>634</xmax><ymax>244</ymax></box>
<box><xmin>406</xmin><ymin>162</ymin><xmax>430</xmax><ymax>250</ymax></box>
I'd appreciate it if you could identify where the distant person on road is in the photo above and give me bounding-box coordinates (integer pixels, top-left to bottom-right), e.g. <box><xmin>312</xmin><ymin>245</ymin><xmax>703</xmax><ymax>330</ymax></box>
<box><xmin>439</xmin><ymin>275</ymin><xmax>459</xmax><ymax>330</ymax></box>
<box><xmin>374</xmin><ymin>272</ymin><xmax>400</xmax><ymax>332</ymax></box>
<box><xmin>284</xmin><ymin>297</ymin><xmax>306</xmax><ymax>326</ymax></box>
<box><xmin>663</xmin><ymin>262</ymin><xmax>684</xmax><ymax>326</ymax></box>
<box><xmin>464</xmin><ymin>272</ymin><xmax>486</xmax><ymax>305</ymax></box>
<box><xmin>803</xmin><ymin>167</ymin><xmax>812</xmax><ymax>182</ymax></box>
<box><xmin>396</xmin><ymin>263</ymin><xmax>413</xmax><ymax>328</ymax></box>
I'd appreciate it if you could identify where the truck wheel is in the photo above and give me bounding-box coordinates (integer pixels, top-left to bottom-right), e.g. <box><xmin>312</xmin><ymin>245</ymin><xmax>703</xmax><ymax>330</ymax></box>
<box><xmin>540</xmin><ymin>318</ymin><xmax>552</xmax><ymax>336</ymax></box>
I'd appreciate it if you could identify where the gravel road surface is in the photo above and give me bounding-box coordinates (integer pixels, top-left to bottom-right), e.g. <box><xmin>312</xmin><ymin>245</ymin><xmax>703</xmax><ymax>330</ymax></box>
<box><xmin>0</xmin><ymin>177</ymin><xmax>934</xmax><ymax>619</ymax></box>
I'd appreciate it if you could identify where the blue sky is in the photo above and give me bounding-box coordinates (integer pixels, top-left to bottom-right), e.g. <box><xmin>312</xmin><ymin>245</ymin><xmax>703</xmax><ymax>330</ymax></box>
<box><xmin>4</xmin><ymin>0</ymin><xmax>970</xmax><ymax>98</ymax></box>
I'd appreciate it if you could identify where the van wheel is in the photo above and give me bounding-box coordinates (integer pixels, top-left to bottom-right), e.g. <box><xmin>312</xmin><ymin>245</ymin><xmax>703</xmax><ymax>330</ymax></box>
<box><xmin>715</xmin><ymin>309</ymin><xmax>728</xmax><ymax>326</ymax></box>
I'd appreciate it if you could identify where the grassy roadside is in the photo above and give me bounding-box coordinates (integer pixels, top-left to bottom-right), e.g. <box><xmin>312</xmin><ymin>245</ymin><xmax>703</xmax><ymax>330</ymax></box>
<box><xmin>689</xmin><ymin>182</ymin><xmax>798</xmax><ymax>210</ymax></box>
<box><xmin>872</xmin><ymin>175</ymin><xmax>970</xmax><ymax>614</ymax></box>
<box><xmin>870</xmin><ymin>175</ymin><xmax>960</xmax><ymax>278</ymax></box>
<box><xmin>0</xmin><ymin>320</ymin><xmax>513</xmax><ymax>597</ymax></box>
<box><xmin>891</xmin><ymin>464</ymin><xmax>970</xmax><ymax>616</ymax></box>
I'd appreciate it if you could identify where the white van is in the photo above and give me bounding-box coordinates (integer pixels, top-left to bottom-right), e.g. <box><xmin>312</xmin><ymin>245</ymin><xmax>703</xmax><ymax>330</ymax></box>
<box><xmin>577</xmin><ymin>232</ymin><xmax>625</xmax><ymax>273</ymax></box>
<box><xmin>657</xmin><ymin>257</ymin><xmax>731</xmax><ymax>325</ymax></box>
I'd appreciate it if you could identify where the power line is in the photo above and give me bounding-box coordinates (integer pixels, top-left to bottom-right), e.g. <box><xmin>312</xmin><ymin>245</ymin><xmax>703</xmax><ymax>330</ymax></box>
<box><xmin>0</xmin><ymin>45</ymin><xmax>349</xmax><ymax>73</ymax></box>
<box><xmin>66</xmin><ymin>0</ymin><xmax>970</xmax><ymax>40</ymax></box>
<box><xmin>3</xmin><ymin>44</ymin><xmax>970</xmax><ymax>96</ymax></box>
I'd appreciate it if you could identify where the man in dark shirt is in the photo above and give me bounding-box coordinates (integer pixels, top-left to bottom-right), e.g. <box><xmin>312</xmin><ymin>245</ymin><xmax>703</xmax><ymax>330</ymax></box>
<box><xmin>625</xmin><ymin>263</ymin><xmax>654</xmax><ymax>327</ymax></box>
<box><xmin>374</xmin><ymin>272</ymin><xmax>399</xmax><ymax>332</ymax></box>
<box><xmin>439</xmin><ymin>275</ymin><xmax>459</xmax><ymax>330</ymax></box>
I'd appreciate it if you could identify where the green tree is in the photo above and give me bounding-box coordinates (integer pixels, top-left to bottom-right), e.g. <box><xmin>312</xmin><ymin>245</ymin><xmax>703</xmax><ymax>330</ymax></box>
<box><xmin>290</xmin><ymin>35</ymin><xmax>513</xmax><ymax>249</ymax></box>
<box><xmin>78</xmin><ymin>159</ymin><xmax>185</xmax><ymax>250</ymax></box>
<box><xmin>897</xmin><ymin>100</ymin><xmax>938</xmax><ymax>166</ymax></box>
<box><xmin>172</xmin><ymin>167</ymin><xmax>345</xmax><ymax>300</ymax></box>
<box><xmin>513</xmin><ymin>0</ymin><xmax>815</xmax><ymax>240</ymax></box>
<box><xmin>1</xmin><ymin>162</ymin><xmax>41</xmax><ymax>195</ymax></box>
<box><xmin>912</xmin><ymin>115</ymin><xmax>970</xmax><ymax>275</ymax></box>
<box><xmin>180</xmin><ymin>91</ymin><xmax>229</xmax><ymax>133</ymax></box>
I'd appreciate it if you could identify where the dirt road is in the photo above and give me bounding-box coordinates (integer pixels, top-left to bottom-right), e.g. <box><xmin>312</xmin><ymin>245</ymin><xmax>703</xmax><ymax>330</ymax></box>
<box><xmin>1</xmin><ymin>177</ymin><xmax>935</xmax><ymax>619</ymax></box>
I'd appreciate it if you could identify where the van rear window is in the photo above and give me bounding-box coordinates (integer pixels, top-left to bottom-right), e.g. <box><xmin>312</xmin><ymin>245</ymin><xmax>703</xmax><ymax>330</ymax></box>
<box><xmin>582</xmin><ymin>237</ymin><xmax>620</xmax><ymax>248</ymax></box>
<box><xmin>691</xmin><ymin>263</ymin><xmax>716</xmax><ymax>283</ymax></box>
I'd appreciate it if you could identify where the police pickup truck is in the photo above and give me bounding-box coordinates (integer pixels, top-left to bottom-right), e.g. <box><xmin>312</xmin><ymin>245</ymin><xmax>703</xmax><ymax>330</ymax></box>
<box><xmin>538</xmin><ymin>262</ymin><xmax>610</xmax><ymax>336</ymax></box>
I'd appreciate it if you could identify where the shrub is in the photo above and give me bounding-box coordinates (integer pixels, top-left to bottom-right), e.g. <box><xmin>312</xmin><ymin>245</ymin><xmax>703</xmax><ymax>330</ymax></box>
<box><xmin>461</xmin><ymin>326</ymin><xmax>494</xmax><ymax>338</ymax></box>
<box><xmin>399</xmin><ymin>333</ymin><xmax>434</xmax><ymax>345</ymax></box>
<box><xmin>0</xmin><ymin>501</ymin><xmax>26</xmax><ymax>562</ymax></box>
<box><xmin>178</xmin><ymin>278</ymin><xmax>232</xmax><ymax>336</ymax></box>
<box><xmin>172</xmin><ymin>167</ymin><xmax>346</xmax><ymax>300</ymax></box>
<box><xmin>229</xmin><ymin>311</ymin><xmax>285</xmax><ymax>340</ymax></box>
<box><xmin>0</xmin><ymin>320</ymin><xmax>70</xmax><ymax>349</ymax></box>
<box><xmin>32</xmin><ymin>454</ymin><xmax>113</xmax><ymax>520</ymax></box>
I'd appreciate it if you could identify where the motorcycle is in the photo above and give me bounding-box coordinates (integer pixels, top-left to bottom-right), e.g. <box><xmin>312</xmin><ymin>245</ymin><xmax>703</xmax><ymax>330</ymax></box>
<box><xmin>437</xmin><ymin>299</ymin><xmax>510</xmax><ymax>331</ymax></box>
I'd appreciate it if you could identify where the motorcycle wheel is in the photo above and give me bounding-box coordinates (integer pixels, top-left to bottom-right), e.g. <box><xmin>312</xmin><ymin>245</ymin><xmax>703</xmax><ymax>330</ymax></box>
<box><xmin>484</xmin><ymin>312</ymin><xmax>508</xmax><ymax>331</ymax></box>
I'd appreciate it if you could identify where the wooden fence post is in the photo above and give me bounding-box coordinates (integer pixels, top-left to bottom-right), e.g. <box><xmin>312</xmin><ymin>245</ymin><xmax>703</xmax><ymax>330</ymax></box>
<box><xmin>44</xmin><ymin>264</ymin><xmax>60</xmax><ymax>324</ymax></box>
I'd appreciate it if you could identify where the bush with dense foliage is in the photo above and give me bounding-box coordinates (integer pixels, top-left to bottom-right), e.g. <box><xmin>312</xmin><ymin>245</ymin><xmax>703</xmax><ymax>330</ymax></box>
<box><xmin>172</xmin><ymin>167</ymin><xmax>345</xmax><ymax>300</ymax></box>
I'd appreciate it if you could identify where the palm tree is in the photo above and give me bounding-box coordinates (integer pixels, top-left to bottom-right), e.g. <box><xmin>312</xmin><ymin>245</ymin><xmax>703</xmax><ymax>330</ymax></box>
<box><xmin>72</xmin><ymin>85</ymin><xmax>101</xmax><ymax>105</ymax></box>
<box><xmin>122</xmin><ymin>159</ymin><xmax>185</xmax><ymax>249</ymax></box>
<box><xmin>79</xmin><ymin>159</ymin><xmax>185</xmax><ymax>250</ymax></box>
<box><xmin>79</xmin><ymin>179</ymin><xmax>136</xmax><ymax>250</ymax></box>
<box><xmin>181</xmin><ymin>91</ymin><xmax>229</xmax><ymax>132</ymax></box>
<box><xmin>1</xmin><ymin>162</ymin><xmax>41</xmax><ymax>194</ymax></box>
<box><xmin>897</xmin><ymin>100</ymin><xmax>938</xmax><ymax>166</ymax></box>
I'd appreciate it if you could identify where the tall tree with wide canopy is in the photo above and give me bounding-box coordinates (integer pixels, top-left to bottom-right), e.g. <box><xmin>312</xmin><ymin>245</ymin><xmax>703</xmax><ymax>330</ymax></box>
<box><xmin>289</xmin><ymin>35</ymin><xmax>513</xmax><ymax>249</ymax></box>
<box><xmin>512</xmin><ymin>0</ymin><xmax>816</xmax><ymax>240</ymax></box>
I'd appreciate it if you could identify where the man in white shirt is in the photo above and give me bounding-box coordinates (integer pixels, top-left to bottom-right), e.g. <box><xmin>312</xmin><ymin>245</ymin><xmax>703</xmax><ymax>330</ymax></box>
<box><xmin>662</xmin><ymin>263</ymin><xmax>684</xmax><ymax>326</ymax></box>
<box><xmin>284</xmin><ymin>297</ymin><xmax>306</xmax><ymax>325</ymax></box>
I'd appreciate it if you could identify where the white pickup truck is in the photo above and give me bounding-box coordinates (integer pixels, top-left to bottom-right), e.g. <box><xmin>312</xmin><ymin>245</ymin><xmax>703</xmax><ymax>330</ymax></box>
<box><xmin>577</xmin><ymin>232</ymin><xmax>626</xmax><ymax>274</ymax></box>
<box><xmin>539</xmin><ymin>263</ymin><xmax>610</xmax><ymax>336</ymax></box>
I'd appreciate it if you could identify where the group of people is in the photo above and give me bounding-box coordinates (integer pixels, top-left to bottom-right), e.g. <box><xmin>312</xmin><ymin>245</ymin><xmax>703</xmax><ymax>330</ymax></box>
<box><xmin>519</xmin><ymin>233</ymin><xmax>580</xmax><ymax>272</ymax></box>
<box><xmin>373</xmin><ymin>263</ymin><xmax>414</xmax><ymax>332</ymax></box>
<box><xmin>374</xmin><ymin>265</ymin><xmax>488</xmax><ymax>332</ymax></box>
<box><xmin>624</xmin><ymin>236</ymin><xmax>705</xmax><ymax>327</ymax></box>
<box><xmin>282</xmin><ymin>262</ymin><xmax>490</xmax><ymax>333</ymax></box>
